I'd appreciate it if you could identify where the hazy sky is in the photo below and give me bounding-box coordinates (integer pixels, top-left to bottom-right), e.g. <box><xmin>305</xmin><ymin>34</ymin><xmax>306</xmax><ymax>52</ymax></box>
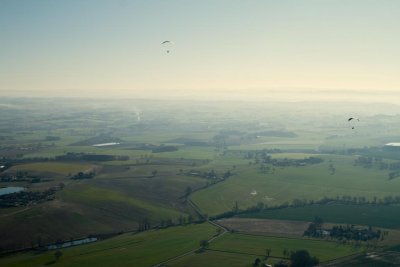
<box><xmin>1</xmin><ymin>0</ymin><xmax>400</xmax><ymax>98</ymax></box>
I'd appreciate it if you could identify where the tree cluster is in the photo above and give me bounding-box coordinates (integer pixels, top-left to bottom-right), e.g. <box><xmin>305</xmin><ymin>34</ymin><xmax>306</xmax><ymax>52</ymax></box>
<box><xmin>290</xmin><ymin>250</ymin><xmax>319</xmax><ymax>267</ymax></box>
<box><xmin>0</xmin><ymin>171</ymin><xmax>47</xmax><ymax>183</ymax></box>
<box><xmin>186</xmin><ymin>169</ymin><xmax>233</xmax><ymax>182</ymax></box>
<box><xmin>329</xmin><ymin>225</ymin><xmax>381</xmax><ymax>241</ymax></box>
<box><xmin>245</xmin><ymin>150</ymin><xmax>323</xmax><ymax>167</ymax></box>
<box><xmin>0</xmin><ymin>187</ymin><xmax>60</xmax><ymax>207</ymax></box>
<box><xmin>56</xmin><ymin>152</ymin><xmax>129</xmax><ymax>161</ymax></box>
<box><xmin>354</xmin><ymin>156</ymin><xmax>400</xmax><ymax>180</ymax></box>
<box><xmin>151</xmin><ymin>145</ymin><xmax>178</xmax><ymax>153</ymax></box>
<box><xmin>304</xmin><ymin>217</ymin><xmax>382</xmax><ymax>242</ymax></box>
<box><xmin>71</xmin><ymin>171</ymin><xmax>95</xmax><ymax>180</ymax></box>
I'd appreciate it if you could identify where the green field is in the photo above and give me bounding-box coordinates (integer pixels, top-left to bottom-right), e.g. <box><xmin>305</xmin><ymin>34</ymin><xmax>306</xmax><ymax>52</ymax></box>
<box><xmin>151</xmin><ymin>146</ymin><xmax>216</xmax><ymax>160</ymax></box>
<box><xmin>9</xmin><ymin>162</ymin><xmax>95</xmax><ymax>176</ymax></box>
<box><xmin>211</xmin><ymin>233</ymin><xmax>362</xmax><ymax>262</ymax></box>
<box><xmin>240</xmin><ymin>204</ymin><xmax>400</xmax><ymax>229</ymax></box>
<box><xmin>170</xmin><ymin>249</ymin><xmax>271</xmax><ymax>267</ymax></box>
<box><xmin>326</xmin><ymin>247</ymin><xmax>400</xmax><ymax>267</ymax></box>
<box><xmin>61</xmin><ymin>183</ymin><xmax>184</xmax><ymax>222</ymax></box>
<box><xmin>170</xmin><ymin>232</ymin><xmax>363</xmax><ymax>267</ymax></box>
<box><xmin>3</xmin><ymin>98</ymin><xmax>400</xmax><ymax>265</ymax></box>
<box><xmin>229</xmin><ymin>140</ymin><xmax>324</xmax><ymax>151</ymax></box>
<box><xmin>0</xmin><ymin>223</ymin><xmax>217</xmax><ymax>267</ymax></box>
<box><xmin>191</xmin><ymin>154</ymin><xmax>400</xmax><ymax>215</ymax></box>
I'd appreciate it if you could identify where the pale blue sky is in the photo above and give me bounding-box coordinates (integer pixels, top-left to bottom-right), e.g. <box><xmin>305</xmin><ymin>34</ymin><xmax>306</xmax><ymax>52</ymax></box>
<box><xmin>1</xmin><ymin>0</ymin><xmax>400</xmax><ymax>97</ymax></box>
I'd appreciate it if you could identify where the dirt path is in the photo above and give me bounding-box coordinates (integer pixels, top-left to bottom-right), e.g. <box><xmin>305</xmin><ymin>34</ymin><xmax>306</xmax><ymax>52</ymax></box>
<box><xmin>151</xmin><ymin>199</ymin><xmax>228</xmax><ymax>267</ymax></box>
<box><xmin>0</xmin><ymin>206</ymin><xmax>30</xmax><ymax>218</ymax></box>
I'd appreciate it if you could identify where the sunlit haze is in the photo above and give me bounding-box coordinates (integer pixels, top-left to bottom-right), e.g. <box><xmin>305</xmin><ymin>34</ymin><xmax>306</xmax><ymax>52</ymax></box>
<box><xmin>3</xmin><ymin>2</ymin><xmax>400</xmax><ymax>266</ymax></box>
<box><xmin>1</xmin><ymin>0</ymin><xmax>400</xmax><ymax>102</ymax></box>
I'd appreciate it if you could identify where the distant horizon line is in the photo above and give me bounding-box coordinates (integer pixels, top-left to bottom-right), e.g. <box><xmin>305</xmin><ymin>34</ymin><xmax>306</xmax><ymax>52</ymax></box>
<box><xmin>0</xmin><ymin>89</ymin><xmax>400</xmax><ymax>106</ymax></box>
<box><xmin>1</xmin><ymin>87</ymin><xmax>400</xmax><ymax>95</ymax></box>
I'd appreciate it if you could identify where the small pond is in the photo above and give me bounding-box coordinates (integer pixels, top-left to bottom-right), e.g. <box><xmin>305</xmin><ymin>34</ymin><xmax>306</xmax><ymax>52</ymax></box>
<box><xmin>0</xmin><ymin>187</ymin><xmax>25</xmax><ymax>196</ymax></box>
<box><xmin>47</xmin><ymin>237</ymin><xmax>98</xmax><ymax>250</ymax></box>
<box><xmin>92</xmin><ymin>142</ymin><xmax>120</xmax><ymax>147</ymax></box>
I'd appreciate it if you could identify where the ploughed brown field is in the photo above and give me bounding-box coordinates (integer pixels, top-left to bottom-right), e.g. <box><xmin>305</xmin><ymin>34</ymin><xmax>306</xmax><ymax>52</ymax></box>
<box><xmin>216</xmin><ymin>218</ymin><xmax>310</xmax><ymax>236</ymax></box>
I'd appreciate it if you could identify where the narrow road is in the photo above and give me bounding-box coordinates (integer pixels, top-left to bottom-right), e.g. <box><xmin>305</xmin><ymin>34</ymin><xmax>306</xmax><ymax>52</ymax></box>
<box><xmin>152</xmin><ymin>199</ymin><xmax>228</xmax><ymax>267</ymax></box>
<box><xmin>0</xmin><ymin>206</ymin><xmax>30</xmax><ymax>218</ymax></box>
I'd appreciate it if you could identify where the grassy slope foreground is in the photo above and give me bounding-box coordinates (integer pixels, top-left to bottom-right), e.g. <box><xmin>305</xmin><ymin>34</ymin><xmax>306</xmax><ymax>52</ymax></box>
<box><xmin>0</xmin><ymin>180</ymin><xmax>187</xmax><ymax>251</ymax></box>
<box><xmin>0</xmin><ymin>223</ymin><xmax>217</xmax><ymax>267</ymax></box>
<box><xmin>0</xmin><ymin>223</ymin><xmax>380</xmax><ymax>267</ymax></box>
<box><xmin>170</xmin><ymin>232</ymin><xmax>363</xmax><ymax>267</ymax></box>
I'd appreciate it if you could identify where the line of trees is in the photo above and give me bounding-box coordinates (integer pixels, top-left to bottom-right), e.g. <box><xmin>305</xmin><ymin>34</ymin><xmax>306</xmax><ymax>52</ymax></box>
<box><xmin>56</xmin><ymin>153</ymin><xmax>129</xmax><ymax>161</ymax></box>
<box><xmin>138</xmin><ymin>214</ymin><xmax>200</xmax><ymax>231</ymax></box>
<box><xmin>210</xmin><ymin>194</ymin><xmax>400</xmax><ymax>221</ymax></box>
<box><xmin>70</xmin><ymin>171</ymin><xmax>95</xmax><ymax>180</ymax></box>
<box><xmin>354</xmin><ymin>156</ymin><xmax>400</xmax><ymax>180</ymax></box>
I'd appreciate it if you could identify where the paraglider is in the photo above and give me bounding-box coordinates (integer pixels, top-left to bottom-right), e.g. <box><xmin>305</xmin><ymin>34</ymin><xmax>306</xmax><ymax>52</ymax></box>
<box><xmin>161</xmin><ymin>40</ymin><xmax>174</xmax><ymax>54</ymax></box>
<box><xmin>348</xmin><ymin>117</ymin><xmax>359</xmax><ymax>129</ymax></box>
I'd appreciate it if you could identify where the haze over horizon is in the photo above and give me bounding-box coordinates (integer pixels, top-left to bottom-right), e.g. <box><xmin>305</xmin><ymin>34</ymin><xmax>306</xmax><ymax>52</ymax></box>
<box><xmin>1</xmin><ymin>0</ymin><xmax>400</xmax><ymax>101</ymax></box>
<box><xmin>3</xmin><ymin>2</ymin><xmax>400</xmax><ymax>265</ymax></box>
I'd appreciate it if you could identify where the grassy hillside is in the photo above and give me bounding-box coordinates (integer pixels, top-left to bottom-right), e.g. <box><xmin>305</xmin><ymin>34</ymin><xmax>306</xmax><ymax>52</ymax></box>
<box><xmin>0</xmin><ymin>223</ymin><xmax>217</xmax><ymax>267</ymax></box>
<box><xmin>61</xmin><ymin>183</ymin><xmax>184</xmax><ymax>221</ymax></box>
<box><xmin>0</xmin><ymin>181</ymin><xmax>189</xmax><ymax>251</ymax></box>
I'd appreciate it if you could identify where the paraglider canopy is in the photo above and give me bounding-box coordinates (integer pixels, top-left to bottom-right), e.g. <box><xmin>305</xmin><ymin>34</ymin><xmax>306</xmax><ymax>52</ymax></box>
<box><xmin>161</xmin><ymin>41</ymin><xmax>174</xmax><ymax>53</ymax></box>
<box><xmin>347</xmin><ymin>117</ymin><xmax>360</xmax><ymax>129</ymax></box>
<box><xmin>348</xmin><ymin>117</ymin><xmax>359</xmax><ymax>122</ymax></box>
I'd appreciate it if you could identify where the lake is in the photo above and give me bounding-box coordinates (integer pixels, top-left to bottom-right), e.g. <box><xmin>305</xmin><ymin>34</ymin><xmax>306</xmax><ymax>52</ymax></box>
<box><xmin>0</xmin><ymin>187</ymin><xmax>25</xmax><ymax>196</ymax></box>
<box><xmin>47</xmin><ymin>237</ymin><xmax>98</xmax><ymax>250</ymax></box>
<box><xmin>92</xmin><ymin>142</ymin><xmax>120</xmax><ymax>147</ymax></box>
